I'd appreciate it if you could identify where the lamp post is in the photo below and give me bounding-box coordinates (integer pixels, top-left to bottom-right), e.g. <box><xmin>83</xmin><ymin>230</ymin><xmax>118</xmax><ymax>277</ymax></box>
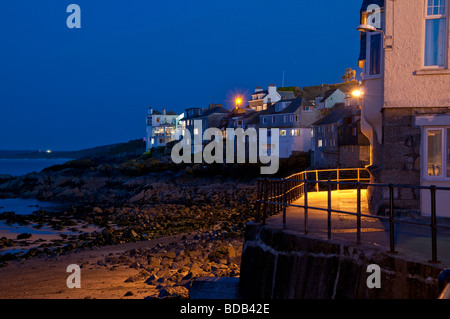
<box><xmin>357</xmin><ymin>24</ymin><xmax>392</xmax><ymax>49</ymax></box>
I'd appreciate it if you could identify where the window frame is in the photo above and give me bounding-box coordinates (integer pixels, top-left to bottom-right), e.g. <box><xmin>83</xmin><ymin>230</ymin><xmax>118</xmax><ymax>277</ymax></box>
<box><xmin>423</xmin><ymin>126</ymin><xmax>450</xmax><ymax>181</ymax></box>
<box><xmin>365</xmin><ymin>32</ymin><xmax>383</xmax><ymax>79</ymax></box>
<box><xmin>423</xmin><ymin>0</ymin><xmax>448</xmax><ymax>69</ymax></box>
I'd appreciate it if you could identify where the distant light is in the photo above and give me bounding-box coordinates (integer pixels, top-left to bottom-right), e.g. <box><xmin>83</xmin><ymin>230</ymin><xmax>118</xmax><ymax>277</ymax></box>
<box><xmin>352</xmin><ymin>90</ymin><xmax>363</xmax><ymax>98</ymax></box>
<box><xmin>46</xmin><ymin>150</ymin><xmax>52</xmax><ymax>153</ymax></box>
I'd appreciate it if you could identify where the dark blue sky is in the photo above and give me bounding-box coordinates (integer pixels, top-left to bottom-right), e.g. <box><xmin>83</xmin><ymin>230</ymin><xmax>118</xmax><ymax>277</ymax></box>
<box><xmin>0</xmin><ymin>0</ymin><xmax>362</xmax><ymax>151</ymax></box>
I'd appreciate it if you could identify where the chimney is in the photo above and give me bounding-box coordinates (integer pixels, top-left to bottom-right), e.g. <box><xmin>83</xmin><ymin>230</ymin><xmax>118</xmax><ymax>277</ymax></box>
<box><xmin>148</xmin><ymin>107</ymin><xmax>153</xmax><ymax>115</ymax></box>
<box><xmin>255</xmin><ymin>86</ymin><xmax>263</xmax><ymax>93</ymax></box>
<box><xmin>268</xmin><ymin>84</ymin><xmax>277</xmax><ymax>95</ymax></box>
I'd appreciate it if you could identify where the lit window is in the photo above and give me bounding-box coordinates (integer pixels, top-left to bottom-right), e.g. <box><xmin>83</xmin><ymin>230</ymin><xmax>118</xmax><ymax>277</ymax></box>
<box><xmin>291</xmin><ymin>129</ymin><xmax>299</xmax><ymax>136</ymax></box>
<box><xmin>194</xmin><ymin>128</ymin><xmax>199</xmax><ymax>135</ymax></box>
<box><xmin>425</xmin><ymin>0</ymin><xmax>447</xmax><ymax>67</ymax></box>
<box><xmin>426</xmin><ymin>129</ymin><xmax>444</xmax><ymax>177</ymax></box>
<box><xmin>318</xmin><ymin>140</ymin><xmax>323</xmax><ymax>148</ymax></box>
<box><xmin>280</xmin><ymin>130</ymin><xmax>287</xmax><ymax>137</ymax></box>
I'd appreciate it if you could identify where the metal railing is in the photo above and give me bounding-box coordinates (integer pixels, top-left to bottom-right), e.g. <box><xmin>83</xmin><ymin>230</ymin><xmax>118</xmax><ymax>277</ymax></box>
<box><xmin>255</xmin><ymin>168</ymin><xmax>450</xmax><ymax>264</ymax></box>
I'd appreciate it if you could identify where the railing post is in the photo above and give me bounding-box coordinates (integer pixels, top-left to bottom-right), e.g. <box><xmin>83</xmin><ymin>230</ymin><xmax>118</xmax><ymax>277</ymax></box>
<box><xmin>316</xmin><ymin>170</ymin><xmax>319</xmax><ymax>192</ymax></box>
<box><xmin>356</xmin><ymin>182</ymin><xmax>361</xmax><ymax>245</ymax></box>
<box><xmin>327</xmin><ymin>178</ymin><xmax>332</xmax><ymax>240</ymax></box>
<box><xmin>282</xmin><ymin>179</ymin><xmax>287</xmax><ymax>228</ymax></box>
<box><xmin>256</xmin><ymin>179</ymin><xmax>261</xmax><ymax>217</ymax></box>
<box><xmin>262</xmin><ymin>178</ymin><xmax>268</xmax><ymax>225</ymax></box>
<box><xmin>337</xmin><ymin>169</ymin><xmax>340</xmax><ymax>191</ymax></box>
<box><xmin>430</xmin><ymin>185</ymin><xmax>440</xmax><ymax>264</ymax></box>
<box><xmin>304</xmin><ymin>180</ymin><xmax>308</xmax><ymax>235</ymax></box>
<box><xmin>388</xmin><ymin>184</ymin><xmax>397</xmax><ymax>254</ymax></box>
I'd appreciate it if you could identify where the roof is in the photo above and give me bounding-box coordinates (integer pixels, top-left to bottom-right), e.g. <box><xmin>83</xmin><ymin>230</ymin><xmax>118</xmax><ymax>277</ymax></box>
<box><xmin>259</xmin><ymin>98</ymin><xmax>310</xmax><ymax>116</ymax></box>
<box><xmin>166</xmin><ymin>111</ymin><xmax>178</xmax><ymax>115</ymax></box>
<box><xmin>313</xmin><ymin>104</ymin><xmax>353</xmax><ymax>126</ymax></box>
<box><xmin>278</xmin><ymin>91</ymin><xmax>296</xmax><ymax>100</ymax></box>
<box><xmin>202</xmin><ymin>107</ymin><xmax>231</xmax><ymax>117</ymax></box>
<box><xmin>320</xmin><ymin>89</ymin><xmax>342</xmax><ymax>102</ymax></box>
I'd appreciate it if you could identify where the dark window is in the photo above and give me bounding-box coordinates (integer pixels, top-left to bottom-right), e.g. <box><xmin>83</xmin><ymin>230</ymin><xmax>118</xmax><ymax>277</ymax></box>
<box><xmin>370</xmin><ymin>33</ymin><xmax>382</xmax><ymax>75</ymax></box>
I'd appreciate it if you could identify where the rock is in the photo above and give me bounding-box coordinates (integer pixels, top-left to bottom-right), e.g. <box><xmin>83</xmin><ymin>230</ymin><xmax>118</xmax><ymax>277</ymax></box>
<box><xmin>17</xmin><ymin>233</ymin><xmax>32</xmax><ymax>240</ymax></box>
<box><xmin>148</xmin><ymin>256</ymin><xmax>161</xmax><ymax>268</ymax></box>
<box><xmin>144</xmin><ymin>274</ymin><xmax>159</xmax><ymax>285</ymax></box>
<box><xmin>92</xmin><ymin>207</ymin><xmax>103</xmax><ymax>214</ymax></box>
<box><xmin>164</xmin><ymin>251</ymin><xmax>177</xmax><ymax>259</ymax></box>
<box><xmin>158</xmin><ymin>286</ymin><xmax>189</xmax><ymax>299</ymax></box>
<box><xmin>124</xmin><ymin>291</ymin><xmax>134</xmax><ymax>297</ymax></box>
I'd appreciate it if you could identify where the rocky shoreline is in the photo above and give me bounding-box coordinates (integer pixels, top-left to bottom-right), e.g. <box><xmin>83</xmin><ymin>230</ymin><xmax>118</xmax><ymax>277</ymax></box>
<box><xmin>0</xmin><ymin>156</ymin><xmax>259</xmax><ymax>298</ymax></box>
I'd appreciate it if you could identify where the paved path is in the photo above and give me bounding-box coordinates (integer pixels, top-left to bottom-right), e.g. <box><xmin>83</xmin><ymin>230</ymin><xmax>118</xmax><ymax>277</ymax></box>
<box><xmin>266</xmin><ymin>190</ymin><xmax>450</xmax><ymax>266</ymax></box>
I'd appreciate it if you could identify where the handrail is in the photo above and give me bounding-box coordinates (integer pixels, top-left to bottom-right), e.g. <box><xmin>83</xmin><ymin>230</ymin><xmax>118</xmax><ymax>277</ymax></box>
<box><xmin>255</xmin><ymin>167</ymin><xmax>448</xmax><ymax>264</ymax></box>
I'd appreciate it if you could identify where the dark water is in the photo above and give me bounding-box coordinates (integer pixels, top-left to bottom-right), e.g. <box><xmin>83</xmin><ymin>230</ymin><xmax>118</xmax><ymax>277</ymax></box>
<box><xmin>0</xmin><ymin>159</ymin><xmax>70</xmax><ymax>255</ymax></box>
<box><xmin>0</xmin><ymin>158</ymin><xmax>72</xmax><ymax>176</ymax></box>
<box><xmin>0</xmin><ymin>198</ymin><xmax>61</xmax><ymax>215</ymax></box>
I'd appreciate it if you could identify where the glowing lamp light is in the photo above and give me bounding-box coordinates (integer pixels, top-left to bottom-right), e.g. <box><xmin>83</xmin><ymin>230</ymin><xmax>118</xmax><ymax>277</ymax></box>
<box><xmin>351</xmin><ymin>90</ymin><xmax>363</xmax><ymax>98</ymax></box>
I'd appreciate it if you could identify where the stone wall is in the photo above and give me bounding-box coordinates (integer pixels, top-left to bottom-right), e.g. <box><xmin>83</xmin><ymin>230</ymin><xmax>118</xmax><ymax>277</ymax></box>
<box><xmin>368</xmin><ymin>107</ymin><xmax>448</xmax><ymax>215</ymax></box>
<box><xmin>239</xmin><ymin>223</ymin><xmax>443</xmax><ymax>299</ymax></box>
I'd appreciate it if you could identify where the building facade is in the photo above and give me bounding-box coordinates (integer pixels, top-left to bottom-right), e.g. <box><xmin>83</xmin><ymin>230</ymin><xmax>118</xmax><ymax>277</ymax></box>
<box><xmin>259</xmin><ymin>98</ymin><xmax>322</xmax><ymax>158</ymax></box>
<box><xmin>146</xmin><ymin>108</ymin><xmax>183</xmax><ymax>151</ymax></box>
<box><xmin>359</xmin><ymin>0</ymin><xmax>450</xmax><ymax>216</ymax></box>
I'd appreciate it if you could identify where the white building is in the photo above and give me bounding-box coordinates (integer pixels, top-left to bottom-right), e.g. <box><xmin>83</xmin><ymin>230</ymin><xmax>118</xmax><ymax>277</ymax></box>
<box><xmin>248</xmin><ymin>84</ymin><xmax>296</xmax><ymax>112</ymax></box>
<box><xmin>316</xmin><ymin>89</ymin><xmax>347</xmax><ymax>110</ymax></box>
<box><xmin>145</xmin><ymin>108</ymin><xmax>184</xmax><ymax>151</ymax></box>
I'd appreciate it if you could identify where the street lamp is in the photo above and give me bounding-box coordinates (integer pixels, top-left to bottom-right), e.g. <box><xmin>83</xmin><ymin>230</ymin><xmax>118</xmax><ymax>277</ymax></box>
<box><xmin>235</xmin><ymin>97</ymin><xmax>242</xmax><ymax>109</ymax></box>
<box><xmin>351</xmin><ymin>89</ymin><xmax>363</xmax><ymax>98</ymax></box>
<box><xmin>357</xmin><ymin>24</ymin><xmax>392</xmax><ymax>49</ymax></box>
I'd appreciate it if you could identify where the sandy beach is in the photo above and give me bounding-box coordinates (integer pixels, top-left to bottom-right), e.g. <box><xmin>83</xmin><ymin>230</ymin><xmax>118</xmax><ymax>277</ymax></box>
<box><xmin>0</xmin><ymin>231</ymin><xmax>244</xmax><ymax>299</ymax></box>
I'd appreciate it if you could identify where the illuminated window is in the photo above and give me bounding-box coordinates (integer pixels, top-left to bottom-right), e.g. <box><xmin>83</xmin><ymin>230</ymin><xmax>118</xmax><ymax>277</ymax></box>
<box><xmin>280</xmin><ymin>130</ymin><xmax>287</xmax><ymax>137</ymax></box>
<box><xmin>194</xmin><ymin>128</ymin><xmax>199</xmax><ymax>135</ymax></box>
<box><xmin>318</xmin><ymin>140</ymin><xmax>323</xmax><ymax>148</ymax></box>
<box><xmin>424</xmin><ymin>128</ymin><xmax>450</xmax><ymax>179</ymax></box>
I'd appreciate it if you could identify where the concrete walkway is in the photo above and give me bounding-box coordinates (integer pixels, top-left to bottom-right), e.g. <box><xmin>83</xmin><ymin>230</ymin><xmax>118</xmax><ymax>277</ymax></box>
<box><xmin>266</xmin><ymin>190</ymin><xmax>450</xmax><ymax>266</ymax></box>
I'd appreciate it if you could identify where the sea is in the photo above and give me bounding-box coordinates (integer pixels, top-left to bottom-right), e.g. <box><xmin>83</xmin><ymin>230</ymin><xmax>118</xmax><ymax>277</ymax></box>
<box><xmin>0</xmin><ymin>159</ymin><xmax>73</xmax><ymax>254</ymax></box>
<box><xmin>0</xmin><ymin>158</ymin><xmax>72</xmax><ymax>177</ymax></box>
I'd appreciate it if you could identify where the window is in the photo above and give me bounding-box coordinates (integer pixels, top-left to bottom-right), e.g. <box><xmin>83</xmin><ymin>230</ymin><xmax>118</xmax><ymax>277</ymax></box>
<box><xmin>369</xmin><ymin>33</ymin><xmax>382</xmax><ymax>75</ymax></box>
<box><xmin>318</xmin><ymin>140</ymin><xmax>323</xmax><ymax>148</ymax></box>
<box><xmin>424</xmin><ymin>127</ymin><xmax>450</xmax><ymax>179</ymax></box>
<box><xmin>296</xmin><ymin>115</ymin><xmax>300</xmax><ymax>122</ymax></box>
<box><xmin>272</xmin><ymin>116</ymin><xmax>276</xmax><ymax>123</ymax></box>
<box><xmin>262</xmin><ymin>117</ymin><xmax>267</xmax><ymax>124</ymax></box>
<box><xmin>284</xmin><ymin>116</ymin><xmax>288</xmax><ymax>123</ymax></box>
<box><xmin>280</xmin><ymin>130</ymin><xmax>287</xmax><ymax>137</ymax></box>
<box><xmin>193</xmin><ymin>128</ymin><xmax>199</xmax><ymax>135</ymax></box>
<box><xmin>291</xmin><ymin>129</ymin><xmax>299</xmax><ymax>137</ymax></box>
<box><xmin>425</xmin><ymin>0</ymin><xmax>447</xmax><ymax>67</ymax></box>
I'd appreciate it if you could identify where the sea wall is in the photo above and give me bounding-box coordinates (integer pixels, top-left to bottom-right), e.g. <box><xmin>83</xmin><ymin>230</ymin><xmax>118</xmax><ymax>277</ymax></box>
<box><xmin>239</xmin><ymin>222</ymin><xmax>443</xmax><ymax>299</ymax></box>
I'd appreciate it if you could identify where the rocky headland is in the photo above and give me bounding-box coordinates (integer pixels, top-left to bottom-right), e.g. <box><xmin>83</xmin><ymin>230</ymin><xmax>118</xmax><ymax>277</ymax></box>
<box><xmin>0</xmin><ymin>153</ymin><xmax>260</xmax><ymax>298</ymax></box>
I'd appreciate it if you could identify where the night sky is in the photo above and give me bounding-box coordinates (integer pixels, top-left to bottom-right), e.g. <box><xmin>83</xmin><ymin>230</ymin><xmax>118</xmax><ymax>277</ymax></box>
<box><xmin>0</xmin><ymin>0</ymin><xmax>362</xmax><ymax>151</ymax></box>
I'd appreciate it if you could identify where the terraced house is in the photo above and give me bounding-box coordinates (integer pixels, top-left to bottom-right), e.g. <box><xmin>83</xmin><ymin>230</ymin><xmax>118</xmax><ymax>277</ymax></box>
<box><xmin>259</xmin><ymin>98</ymin><xmax>322</xmax><ymax>158</ymax></box>
<box><xmin>359</xmin><ymin>0</ymin><xmax>450</xmax><ymax>216</ymax></box>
